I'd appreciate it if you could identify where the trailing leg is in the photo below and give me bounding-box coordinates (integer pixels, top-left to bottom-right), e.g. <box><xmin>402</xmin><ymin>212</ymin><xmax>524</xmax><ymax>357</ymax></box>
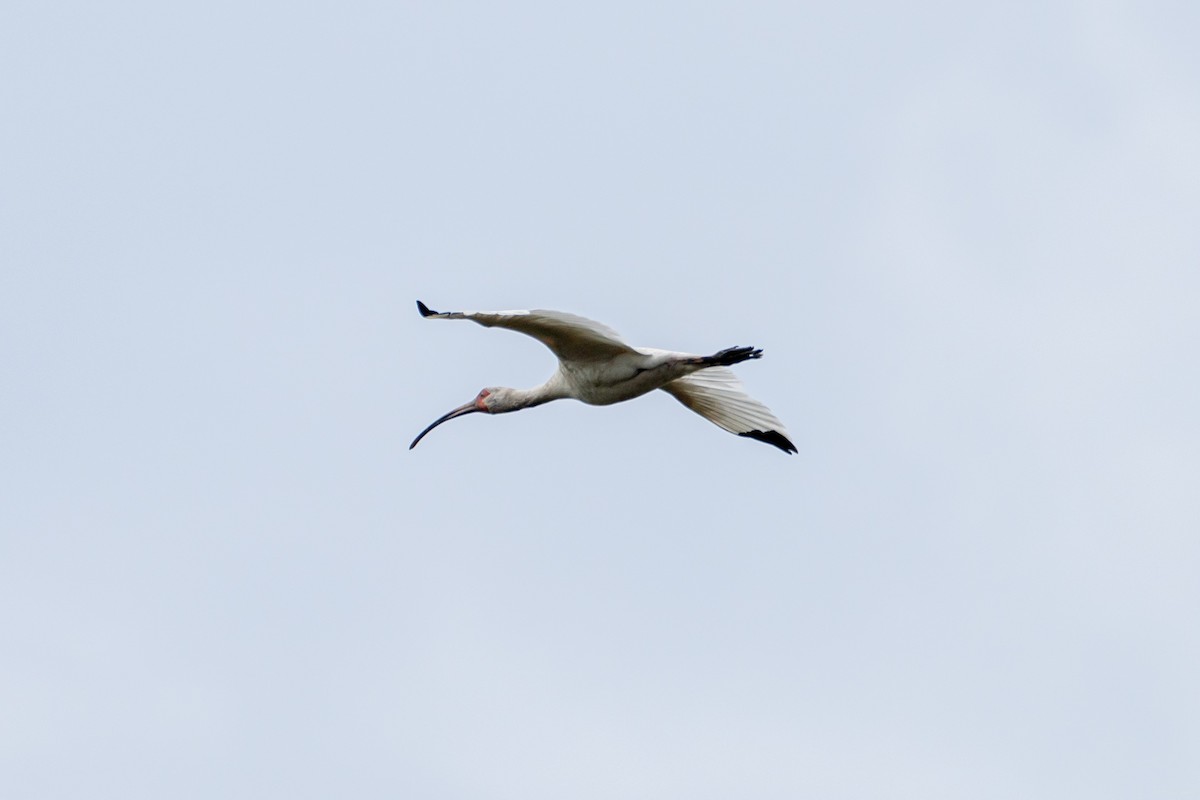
<box><xmin>701</xmin><ymin>345</ymin><xmax>763</xmax><ymax>367</ymax></box>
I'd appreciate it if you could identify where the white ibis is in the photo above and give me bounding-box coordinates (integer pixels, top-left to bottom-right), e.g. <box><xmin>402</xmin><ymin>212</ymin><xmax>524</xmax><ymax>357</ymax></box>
<box><xmin>410</xmin><ymin>300</ymin><xmax>796</xmax><ymax>454</ymax></box>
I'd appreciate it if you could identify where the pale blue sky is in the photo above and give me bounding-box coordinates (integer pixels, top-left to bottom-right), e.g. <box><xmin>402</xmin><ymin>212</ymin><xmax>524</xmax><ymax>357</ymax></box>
<box><xmin>3</xmin><ymin>2</ymin><xmax>1198</xmax><ymax>798</ymax></box>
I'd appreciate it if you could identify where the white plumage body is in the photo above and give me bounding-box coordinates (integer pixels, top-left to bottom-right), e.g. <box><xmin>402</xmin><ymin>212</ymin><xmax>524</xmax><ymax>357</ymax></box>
<box><xmin>553</xmin><ymin>348</ymin><xmax>698</xmax><ymax>406</ymax></box>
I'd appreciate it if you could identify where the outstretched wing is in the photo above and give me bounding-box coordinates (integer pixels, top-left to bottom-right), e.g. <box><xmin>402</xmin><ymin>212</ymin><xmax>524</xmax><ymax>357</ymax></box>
<box><xmin>661</xmin><ymin>367</ymin><xmax>796</xmax><ymax>454</ymax></box>
<box><xmin>416</xmin><ymin>300</ymin><xmax>638</xmax><ymax>362</ymax></box>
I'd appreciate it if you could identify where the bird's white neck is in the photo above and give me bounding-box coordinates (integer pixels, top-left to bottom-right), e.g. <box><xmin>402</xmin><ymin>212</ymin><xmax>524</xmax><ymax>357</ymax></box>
<box><xmin>486</xmin><ymin>374</ymin><xmax>572</xmax><ymax>413</ymax></box>
<box><xmin>512</xmin><ymin>375</ymin><xmax>572</xmax><ymax>409</ymax></box>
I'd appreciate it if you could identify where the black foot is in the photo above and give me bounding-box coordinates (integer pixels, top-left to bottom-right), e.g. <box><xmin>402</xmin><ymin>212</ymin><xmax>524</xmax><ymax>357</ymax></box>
<box><xmin>704</xmin><ymin>346</ymin><xmax>763</xmax><ymax>367</ymax></box>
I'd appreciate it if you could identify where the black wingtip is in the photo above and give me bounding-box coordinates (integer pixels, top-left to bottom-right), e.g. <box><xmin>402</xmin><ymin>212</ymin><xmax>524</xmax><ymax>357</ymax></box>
<box><xmin>738</xmin><ymin>429</ymin><xmax>798</xmax><ymax>454</ymax></box>
<box><xmin>416</xmin><ymin>300</ymin><xmax>435</xmax><ymax>317</ymax></box>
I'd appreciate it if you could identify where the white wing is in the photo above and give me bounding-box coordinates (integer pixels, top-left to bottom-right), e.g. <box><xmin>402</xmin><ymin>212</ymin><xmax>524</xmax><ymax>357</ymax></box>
<box><xmin>417</xmin><ymin>300</ymin><xmax>637</xmax><ymax>362</ymax></box>
<box><xmin>661</xmin><ymin>367</ymin><xmax>796</xmax><ymax>453</ymax></box>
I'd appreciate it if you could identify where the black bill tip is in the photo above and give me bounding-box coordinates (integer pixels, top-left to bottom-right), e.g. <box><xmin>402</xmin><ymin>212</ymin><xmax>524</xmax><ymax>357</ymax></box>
<box><xmin>409</xmin><ymin>401</ymin><xmax>481</xmax><ymax>450</ymax></box>
<box><xmin>738</xmin><ymin>429</ymin><xmax>798</xmax><ymax>454</ymax></box>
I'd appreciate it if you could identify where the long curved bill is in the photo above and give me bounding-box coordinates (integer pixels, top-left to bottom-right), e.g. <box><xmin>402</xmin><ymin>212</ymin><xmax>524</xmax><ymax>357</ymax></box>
<box><xmin>409</xmin><ymin>401</ymin><xmax>481</xmax><ymax>449</ymax></box>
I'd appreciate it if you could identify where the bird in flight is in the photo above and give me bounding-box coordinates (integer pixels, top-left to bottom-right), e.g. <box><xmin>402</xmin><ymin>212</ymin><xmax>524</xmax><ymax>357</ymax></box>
<box><xmin>409</xmin><ymin>300</ymin><xmax>796</xmax><ymax>454</ymax></box>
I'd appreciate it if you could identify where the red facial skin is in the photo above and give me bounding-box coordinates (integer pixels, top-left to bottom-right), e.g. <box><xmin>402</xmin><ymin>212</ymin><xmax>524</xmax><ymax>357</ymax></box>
<box><xmin>475</xmin><ymin>389</ymin><xmax>491</xmax><ymax>412</ymax></box>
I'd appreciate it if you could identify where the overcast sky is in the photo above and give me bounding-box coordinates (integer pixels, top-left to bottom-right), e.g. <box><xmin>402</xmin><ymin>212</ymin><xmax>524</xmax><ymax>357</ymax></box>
<box><xmin>3</xmin><ymin>2</ymin><xmax>1198</xmax><ymax>798</ymax></box>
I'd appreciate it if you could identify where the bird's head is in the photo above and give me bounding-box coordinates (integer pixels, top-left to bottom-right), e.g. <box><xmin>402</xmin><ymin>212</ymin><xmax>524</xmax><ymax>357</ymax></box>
<box><xmin>475</xmin><ymin>387</ymin><xmax>526</xmax><ymax>414</ymax></box>
<box><xmin>409</xmin><ymin>387</ymin><xmax>522</xmax><ymax>449</ymax></box>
